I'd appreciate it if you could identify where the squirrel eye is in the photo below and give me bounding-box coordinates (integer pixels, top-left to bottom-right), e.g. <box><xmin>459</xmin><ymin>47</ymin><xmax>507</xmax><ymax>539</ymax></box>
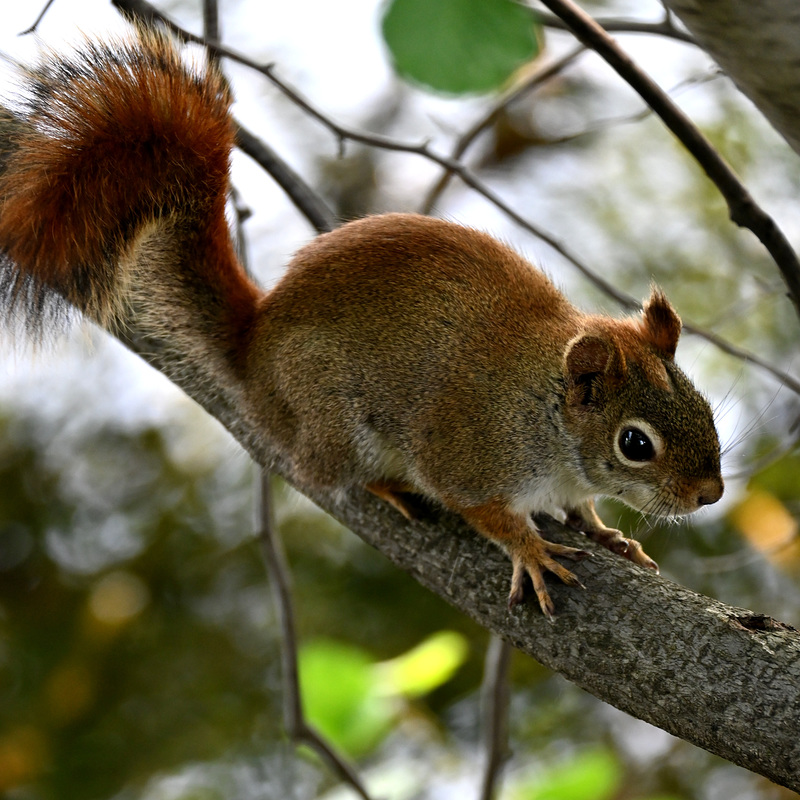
<box><xmin>618</xmin><ymin>427</ymin><xmax>655</xmax><ymax>462</ymax></box>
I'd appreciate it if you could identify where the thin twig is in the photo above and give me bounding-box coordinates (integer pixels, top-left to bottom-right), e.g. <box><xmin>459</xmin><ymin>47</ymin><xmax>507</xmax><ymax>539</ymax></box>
<box><xmin>229</xmin><ymin>186</ymin><xmax>253</xmax><ymax>269</ymax></box>
<box><xmin>235</xmin><ymin>124</ymin><xmax>336</xmax><ymax>235</ymax></box>
<box><xmin>421</xmin><ymin>45</ymin><xmax>586</xmax><ymax>214</ymax></box>
<box><xmin>534</xmin><ymin>0</ymin><xmax>800</xmax><ymax>320</ymax></box>
<box><xmin>479</xmin><ymin>636</ymin><xmax>513</xmax><ymax>800</ymax></box>
<box><xmin>532</xmin><ymin>9</ymin><xmax>696</xmax><ymax>45</ymax></box>
<box><xmin>18</xmin><ymin>0</ymin><xmax>57</xmax><ymax>35</ymax></box>
<box><xmin>520</xmin><ymin>69</ymin><xmax>723</xmax><ymax>146</ymax></box>
<box><xmin>257</xmin><ymin>471</ymin><xmax>376</xmax><ymax>800</ymax></box>
<box><xmin>202</xmin><ymin>0</ymin><xmax>220</xmax><ymax>57</ymax></box>
<box><xmin>681</xmin><ymin>320</ymin><xmax>800</xmax><ymax>396</ymax></box>
<box><xmin>424</xmin><ymin>59</ymin><xmax>723</xmax><ymax>214</ymax></box>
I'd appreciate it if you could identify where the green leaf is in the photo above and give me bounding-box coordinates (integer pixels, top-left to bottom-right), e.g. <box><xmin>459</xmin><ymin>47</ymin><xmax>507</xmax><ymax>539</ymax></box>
<box><xmin>298</xmin><ymin>639</ymin><xmax>393</xmax><ymax>757</ymax></box>
<box><xmin>298</xmin><ymin>632</ymin><xmax>468</xmax><ymax>757</ymax></box>
<box><xmin>509</xmin><ymin>749</ymin><xmax>622</xmax><ymax>800</ymax></box>
<box><xmin>382</xmin><ymin>0</ymin><xmax>540</xmax><ymax>95</ymax></box>
<box><xmin>376</xmin><ymin>630</ymin><xmax>468</xmax><ymax>697</ymax></box>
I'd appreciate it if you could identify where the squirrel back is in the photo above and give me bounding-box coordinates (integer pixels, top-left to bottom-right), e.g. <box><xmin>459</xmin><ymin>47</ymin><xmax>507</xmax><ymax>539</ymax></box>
<box><xmin>248</xmin><ymin>213</ymin><xmax>722</xmax><ymax>511</ymax></box>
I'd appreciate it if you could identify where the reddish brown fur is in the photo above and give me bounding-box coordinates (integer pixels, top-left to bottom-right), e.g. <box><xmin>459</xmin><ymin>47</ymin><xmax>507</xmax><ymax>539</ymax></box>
<box><xmin>0</xmin><ymin>32</ymin><xmax>259</xmax><ymax>331</ymax></box>
<box><xmin>582</xmin><ymin>313</ymin><xmax>676</xmax><ymax>392</ymax></box>
<box><xmin>641</xmin><ymin>289</ymin><xmax>682</xmax><ymax>358</ymax></box>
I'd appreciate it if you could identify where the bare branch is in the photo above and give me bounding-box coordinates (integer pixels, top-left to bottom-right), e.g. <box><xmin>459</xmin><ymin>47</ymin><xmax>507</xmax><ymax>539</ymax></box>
<box><xmin>202</xmin><ymin>0</ymin><xmax>220</xmax><ymax>49</ymax></box>
<box><xmin>257</xmin><ymin>472</ymin><xmax>376</xmax><ymax>800</ymax></box>
<box><xmin>478</xmin><ymin>637</ymin><xmax>513</xmax><ymax>800</ymax></box>
<box><xmin>531</xmin><ymin>9</ymin><xmax>696</xmax><ymax>45</ymax></box>
<box><xmin>18</xmin><ymin>0</ymin><xmax>56</xmax><ymax>35</ymax></box>
<box><xmin>661</xmin><ymin>0</ymin><xmax>800</xmax><ymax>158</ymax></box>
<box><xmin>533</xmin><ymin>0</ymin><xmax>800</xmax><ymax>320</ymax></box>
<box><xmin>681</xmin><ymin>320</ymin><xmax>800</xmax><ymax>396</ymax></box>
<box><xmin>234</xmin><ymin>124</ymin><xmax>336</xmax><ymax>235</ymax></box>
<box><xmin>421</xmin><ymin>45</ymin><xmax>586</xmax><ymax>214</ymax></box>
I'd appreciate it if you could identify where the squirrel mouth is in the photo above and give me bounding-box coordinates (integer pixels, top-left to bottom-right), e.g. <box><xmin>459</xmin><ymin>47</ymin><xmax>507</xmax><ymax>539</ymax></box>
<box><xmin>637</xmin><ymin>475</ymin><xmax>724</xmax><ymax>518</ymax></box>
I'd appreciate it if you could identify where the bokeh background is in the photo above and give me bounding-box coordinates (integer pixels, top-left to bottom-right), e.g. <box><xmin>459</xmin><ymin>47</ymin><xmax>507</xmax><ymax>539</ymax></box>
<box><xmin>1</xmin><ymin>1</ymin><xmax>799</xmax><ymax>798</ymax></box>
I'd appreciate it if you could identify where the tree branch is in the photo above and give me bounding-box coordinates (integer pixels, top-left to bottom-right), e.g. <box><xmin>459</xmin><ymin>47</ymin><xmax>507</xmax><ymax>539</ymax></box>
<box><xmin>478</xmin><ymin>637</ymin><xmax>513</xmax><ymax>800</ymax></box>
<box><xmin>18</xmin><ymin>0</ymin><xmax>56</xmax><ymax>34</ymax></box>
<box><xmin>533</xmin><ymin>0</ymin><xmax>800</xmax><ymax>320</ymax></box>
<box><xmin>234</xmin><ymin>124</ymin><xmax>335</xmax><ymax>235</ymax></box>
<box><xmin>661</xmin><ymin>0</ymin><xmax>800</xmax><ymax>158</ymax></box>
<box><xmin>118</xmin><ymin>320</ymin><xmax>800</xmax><ymax>793</ymax></box>
<box><xmin>421</xmin><ymin>45</ymin><xmax>586</xmax><ymax>215</ymax></box>
<box><xmin>531</xmin><ymin>9</ymin><xmax>696</xmax><ymax>45</ymax></box>
<box><xmin>257</xmin><ymin>472</ymin><xmax>375</xmax><ymax>800</ymax></box>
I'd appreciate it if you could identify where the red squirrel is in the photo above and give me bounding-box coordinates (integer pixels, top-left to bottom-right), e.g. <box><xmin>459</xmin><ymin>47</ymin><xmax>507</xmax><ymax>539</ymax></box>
<box><xmin>0</xmin><ymin>30</ymin><xmax>723</xmax><ymax>617</ymax></box>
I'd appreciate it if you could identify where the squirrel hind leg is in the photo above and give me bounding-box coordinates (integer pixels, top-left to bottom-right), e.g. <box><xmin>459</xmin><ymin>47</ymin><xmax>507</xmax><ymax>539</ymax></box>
<box><xmin>366</xmin><ymin>479</ymin><xmax>424</xmax><ymax>520</ymax></box>
<box><xmin>565</xmin><ymin>500</ymin><xmax>659</xmax><ymax>572</ymax></box>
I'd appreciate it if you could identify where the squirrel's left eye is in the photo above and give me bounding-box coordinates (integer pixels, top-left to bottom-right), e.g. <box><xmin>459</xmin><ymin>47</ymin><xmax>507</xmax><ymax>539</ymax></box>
<box><xmin>618</xmin><ymin>427</ymin><xmax>655</xmax><ymax>462</ymax></box>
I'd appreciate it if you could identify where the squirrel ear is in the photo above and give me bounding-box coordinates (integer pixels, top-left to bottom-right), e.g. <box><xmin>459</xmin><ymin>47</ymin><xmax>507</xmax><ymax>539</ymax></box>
<box><xmin>564</xmin><ymin>333</ymin><xmax>627</xmax><ymax>406</ymax></box>
<box><xmin>642</xmin><ymin>287</ymin><xmax>681</xmax><ymax>359</ymax></box>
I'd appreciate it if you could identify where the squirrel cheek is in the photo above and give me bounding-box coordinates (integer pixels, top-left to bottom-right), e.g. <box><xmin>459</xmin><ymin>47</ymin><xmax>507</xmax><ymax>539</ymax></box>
<box><xmin>611</xmin><ymin>476</ymin><xmax>661</xmax><ymax>514</ymax></box>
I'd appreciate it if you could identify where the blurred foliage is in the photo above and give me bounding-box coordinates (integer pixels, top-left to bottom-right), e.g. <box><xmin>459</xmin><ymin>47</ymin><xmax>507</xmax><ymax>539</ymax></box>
<box><xmin>506</xmin><ymin>748</ymin><xmax>621</xmax><ymax>800</ymax></box>
<box><xmin>299</xmin><ymin>631</ymin><xmax>468</xmax><ymax>757</ymax></box>
<box><xmin>0</xmin><ymin>402</ymin><xmax>487</xmax><ymax>798</ymax></box>
<box><xmin>0</xmin><ymin>409</ymin><xmax>275</xmax><ymax>798</ymax></box>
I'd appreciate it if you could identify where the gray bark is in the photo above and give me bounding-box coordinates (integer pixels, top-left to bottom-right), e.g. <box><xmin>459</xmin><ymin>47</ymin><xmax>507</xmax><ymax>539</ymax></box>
<box><xmin>663</xmin><ymin>0</ymin><xmax>800</xmax><ymax>156</ymax></box>
<box><xmin>123</xmin><ymin>331</ymin><xmax>800</xmax><ymax>791</ymax></box>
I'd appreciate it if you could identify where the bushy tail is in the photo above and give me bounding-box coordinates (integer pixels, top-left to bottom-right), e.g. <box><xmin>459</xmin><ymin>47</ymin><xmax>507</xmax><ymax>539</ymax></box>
<box><xmin>0</xmin><ymin>29</ymin><xmax>260</xmax><ymax>365</ymax></box>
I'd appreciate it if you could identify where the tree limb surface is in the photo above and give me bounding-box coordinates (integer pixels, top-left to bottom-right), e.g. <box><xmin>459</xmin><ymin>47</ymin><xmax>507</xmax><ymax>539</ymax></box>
<box><xmin>662</xmin><ymin>0</ymin><xmax>800</xmax><ymax>158</ymax></box>
<box><xmin>124</xmin><ymin>332</ymin><xmax>800</xmax><ymax>792</ymax></box>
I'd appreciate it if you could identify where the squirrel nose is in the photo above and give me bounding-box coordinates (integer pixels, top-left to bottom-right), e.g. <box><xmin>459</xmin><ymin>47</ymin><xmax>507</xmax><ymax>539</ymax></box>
<box><xmin>696</xmin><ymin>477</ymin><xmax>724</xmax><ymax>507</ymax></box>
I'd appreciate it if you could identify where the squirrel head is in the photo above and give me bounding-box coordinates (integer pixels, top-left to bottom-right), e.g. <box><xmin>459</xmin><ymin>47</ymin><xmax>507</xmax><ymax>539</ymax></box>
<box><xmin>562</xmin><ymin>288</ymin><xmax>723</xmax><ymax>517</ymax></box>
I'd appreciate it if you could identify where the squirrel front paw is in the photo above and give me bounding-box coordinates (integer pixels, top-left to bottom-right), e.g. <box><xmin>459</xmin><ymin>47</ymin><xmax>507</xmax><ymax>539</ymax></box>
<box><xmin>566</xmin><ymin>502</ymin><xmax>659</xmax><ymax>573</ymax></box>
<box><xmin>507</xmin><ymin>537</ymin><xmax>590</xmax><ymax>619</ymax></box>
<box><xmin>594</xmin><ymin>529</ymin><xmax>658</xmax><ymax>572</ymax></box>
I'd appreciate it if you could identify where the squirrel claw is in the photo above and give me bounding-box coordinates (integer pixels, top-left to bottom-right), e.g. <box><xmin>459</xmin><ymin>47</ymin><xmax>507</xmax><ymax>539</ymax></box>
<box><xmin>643</xmin><ymin>556</ymin><xmax>660</xmax><ymax>574</ymax></box>
<box><xmin>566</xmin><ymin>505</ymin><xmax>658</xmax><ymax>573</ymax></box>
<box><xmin>610</xmin><ymin>534</ymin><xmax>659</xmax><ymax>572</ymax></box>
<box><xmin>366</xmin><ymin>480</ymin><xmax>420</xmax><ymax>520</ymax></box>
<box><xmin>507</xmin><ymin>538</ymin><xmax>586</xmax><ymax>617</ymax></box>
